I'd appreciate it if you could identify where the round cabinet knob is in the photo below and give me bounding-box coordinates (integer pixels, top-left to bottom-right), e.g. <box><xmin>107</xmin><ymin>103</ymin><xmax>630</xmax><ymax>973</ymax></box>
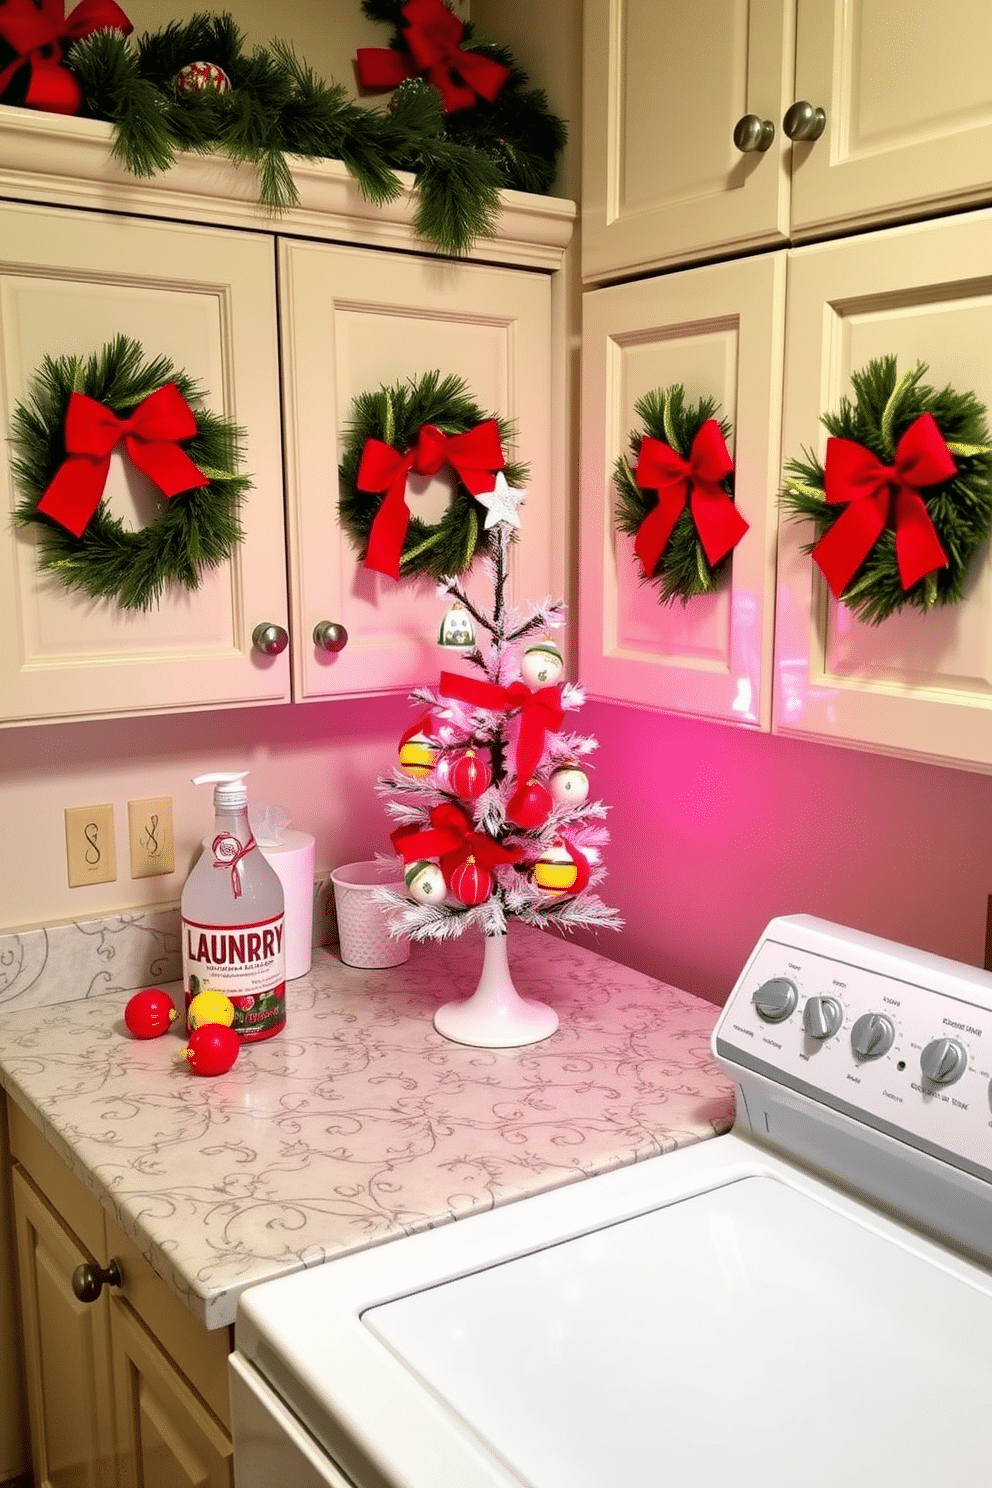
<box><xmin>733</xmin><ymin>114</ymin><xmax>775</xmax><ymax>153</ymax></box>
<box><xmin>850</xmin><ymin>1013</ymin><xmax>895</xmax><ymax>1061</ymax></box>
<box><xmin>783</xmin><ymin>100</ymin><xmax>826</xmax><ymax>142</ymax></box>
<box><xmin>252</xmin><ymin>623</ymin><xmax>289</xmax><ymax>657</ymax></box>
<box><xmin>71</xmin><ymin>1258</ymin><xmax>122</xmax><ymax>1303</ymax></box>
<box><xmin>920</xmin><ymin>1038</ymin><xmax>967</xmax><ymax>1087</ymax></box>
<box><xmin>313</xmin><ymin>621</ymin><xmax>348</xmax><ymax>653</ymax></box>
<box><xmin>752</xmin><ymin>977</ymin><xmax>798</xmax><ymax>1023</ymax></box>
<box><xmin>803</xmin><ymin>995</ymin><xmax>844</xmax><ymax>1041</ymax></box>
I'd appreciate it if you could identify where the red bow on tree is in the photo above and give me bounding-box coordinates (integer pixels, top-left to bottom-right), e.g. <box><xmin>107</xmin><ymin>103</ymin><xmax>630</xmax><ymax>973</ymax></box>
<box><xmin>812</xmin><ymin>414</ymin><xmax>955</xmax><ymax>597</ymax></box>
<box><xmin>356</xmin><ymin>0</ymin><xmax>509</xmax><ymax>113</ymax></box>
<box><xmin>0</xmin><ymin>0</ymin><xmax>132</xmax><ymax>115</ymax></box>
<box><xmin>438</xmin><ymin>671</ymin><xmax>564</xmax><ymax>785</ymax></box>
<box><xmin>358</xmin><ymin>419</ymin><xmax>504</xmax><ymax>580</ymax></box>
<box><xmin>391</xmin><ymin>802</ymin><xmax>523</xmax><ymax>877</ymax></box>
<box><xmin>633</xmin><ymin>420</ymin><xmax>747</xmax><ymax>577</ymax></box>
<box><xmin>37</xmin><ymin>385</ymin><xmax>209</xmax><ymax>538</ymax></box>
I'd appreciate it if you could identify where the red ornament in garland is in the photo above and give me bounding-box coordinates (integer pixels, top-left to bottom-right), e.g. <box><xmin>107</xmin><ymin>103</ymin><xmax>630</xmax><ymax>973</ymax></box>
<box><xmin>447</xmin><ymin>854</ymin><xmax>492</xmax><ymax>906</ymax></box>
<box><xmin>448</xmin><ymin>748</ymin><xmax>491</xmax><ymax>800</ymax></box>
<box><xmin>124</xmin><ymin>987</ymin><xmax>177</xmax><ymax>1039</ymax></box>
<box><xmin>0</xmin><ymin>0</ymin><xmax>133</xmax><ymax>116</ymax></box>
<box><xmin>175</xmin><ymin>60</ymin><xmax>232</xmax><ymax>95</ymax></box>
<box><xmin>506</xmin><ymin>778</ymin><xmax>553</xmax><ymax>830</ymax></box>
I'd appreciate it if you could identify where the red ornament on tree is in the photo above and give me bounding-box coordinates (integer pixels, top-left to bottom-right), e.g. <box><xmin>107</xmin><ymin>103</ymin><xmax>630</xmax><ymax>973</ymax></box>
<box><xmin>506</xmin><ymin>778</ymin><xmax>553</xmax><ymax>830</ymax></box>
<box><xmin>448</xmin><ymin>748</ymin><xmax>491</xmax><ymax>800</ymax></box>
<box><xmin>181</xmin><ymin>1023</ymin><xmax>240</xmax><ymax>1076</ymax></box>
<box><xmin>124</xmin><ymin>987</ymin><xmax>177</xmax><ymax>1039</ymax></box>
<box><xmin>447</xmin><ymin>855</ymin><xmax>492</xmax><ymax>906</ymax></box>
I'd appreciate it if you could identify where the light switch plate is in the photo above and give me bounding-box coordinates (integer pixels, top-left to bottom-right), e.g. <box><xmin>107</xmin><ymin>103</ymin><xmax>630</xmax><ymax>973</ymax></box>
<box><xmin>65</xmin><ymin>804</ymin><xmax>117</xmax><ymax>887</ymax></box>
<box><xmin>128</xmin><ymin>797</ymin><xmax>175</xmax><ymax>878</ymax></box>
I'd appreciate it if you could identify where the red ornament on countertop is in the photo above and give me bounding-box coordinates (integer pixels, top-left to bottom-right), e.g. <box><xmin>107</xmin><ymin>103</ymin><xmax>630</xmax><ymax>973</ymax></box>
<box><xmin>124</xmin><ymin>987</ymin><xmax>177</xmax><ymax>1039</ymax></box>
<box><xmin>181</xmin><ymin>1023</ymin><xmax>240</xmax><ymax>1076</ymax></box>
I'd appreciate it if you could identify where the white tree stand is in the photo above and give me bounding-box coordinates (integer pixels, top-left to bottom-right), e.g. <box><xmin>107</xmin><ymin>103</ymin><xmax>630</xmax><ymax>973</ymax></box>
<box><xmin>433</xmin><ymin>930</ymin><xmax>559</xmax><ymax>1048</ymax></box>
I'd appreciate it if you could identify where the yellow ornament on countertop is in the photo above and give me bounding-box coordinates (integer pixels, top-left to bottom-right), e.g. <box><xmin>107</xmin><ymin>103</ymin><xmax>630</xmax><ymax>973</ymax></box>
<box><xmin>187</xmin><ymin>989</ymin><xmax>236</xmax><ymax>1031</ymax></box>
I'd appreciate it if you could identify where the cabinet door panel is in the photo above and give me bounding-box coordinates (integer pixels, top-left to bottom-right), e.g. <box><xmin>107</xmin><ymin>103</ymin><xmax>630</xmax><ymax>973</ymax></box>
<box><xmin>279</xmin><ymin>240</ymin><xmax>553</xmax><ymax>701</ymax></box>
<box><xmin>792</xmin><ymin>0</ymin><xmax>992</xmax><ymax>235</ymax></box>
<box><xmin>776</xmin><ymin>211</ymin><xmax>992</xmax><ymax>767</ymax></box>
<box><xmin>11</xmin><ymin>1166</ymin><xmax>117</xmax><ymax>1488</ymax></box>
<box><xmin>579</xmin><ymin>254</ymin><xmax>785</xmax><ymax>725</ymax></box>
<box><xmin>110</xmin><ymin>1300</ymin><xmax>233</xmax><ymax>1488</ymax></box>
<box><xmin>0</xmin><ymin>203</ymin><xmax>288</xmax><ymax>725</ymax></box>
<box><xmin>582</xmin><ymin>0</ymin><xmax>793</xmax><ymax>280</ymax></box>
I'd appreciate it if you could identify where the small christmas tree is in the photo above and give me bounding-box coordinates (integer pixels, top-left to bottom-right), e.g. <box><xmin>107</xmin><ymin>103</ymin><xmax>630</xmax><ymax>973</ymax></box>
<box><xmin>378</xmin><ymin>481</ymin><xmax>622</xmax><ymax>1046</ymax></box>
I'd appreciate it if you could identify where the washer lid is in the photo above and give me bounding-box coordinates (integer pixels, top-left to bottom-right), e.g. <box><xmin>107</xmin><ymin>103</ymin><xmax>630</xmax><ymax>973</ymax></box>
<box><xmin>362</xmin><ymin>1175</ymin><xmax>992</xmax><ymax>1488</ymax></box>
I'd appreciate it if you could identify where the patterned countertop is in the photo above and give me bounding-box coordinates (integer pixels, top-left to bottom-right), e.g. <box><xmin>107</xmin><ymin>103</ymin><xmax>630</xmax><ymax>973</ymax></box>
<box><xmin>0</xmin><ymin>924</ymin><xmax>735</xmax><ymax>1329</ymax></box>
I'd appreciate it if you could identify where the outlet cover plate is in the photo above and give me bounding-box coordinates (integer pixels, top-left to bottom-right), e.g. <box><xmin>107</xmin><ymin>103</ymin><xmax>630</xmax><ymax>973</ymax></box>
<box><xmin>65</xmin><ymin>804</ymin><xmax>117</xmax><ymax>887</ymax></box>
<box><xmin>128</xmin><ymin>796</ymin><xmax>175</xmax><ymax>878</ymax></box>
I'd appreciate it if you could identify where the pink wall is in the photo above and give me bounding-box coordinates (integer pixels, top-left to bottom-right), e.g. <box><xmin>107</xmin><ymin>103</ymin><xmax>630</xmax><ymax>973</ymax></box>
<box><xmin>574</xmin><ymin>701</ymin><xmax>992</xmax><ymax>1005</ymax></box>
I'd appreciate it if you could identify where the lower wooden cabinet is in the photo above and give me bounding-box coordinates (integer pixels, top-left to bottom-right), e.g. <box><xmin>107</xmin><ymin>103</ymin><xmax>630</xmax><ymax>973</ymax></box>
<box><xmin>7</xmin><ymin>1101</ymin><xmax>233</xmax><ymax>1488</ymax></box>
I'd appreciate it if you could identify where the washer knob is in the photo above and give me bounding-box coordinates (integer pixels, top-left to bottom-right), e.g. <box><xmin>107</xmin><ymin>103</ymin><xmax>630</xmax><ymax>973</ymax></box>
<box><xmin>920</xmin><ymin>1038</ymin><xmax>967</xmax><ymax>1087</ymax></box>
<box><xmin>850</xmin><ymin>1013</ymin><xmax>895</xmax><ymax>1061</ymax></box>
<box><xmin>751</xmin><ymin>977</ymin><xmax>798</xmax><ymax>1023</ymax></box>
<box><xmin>803</xmin><ymin>995</ymin><xmax>844</xmax><ymax>1040</ymax></box>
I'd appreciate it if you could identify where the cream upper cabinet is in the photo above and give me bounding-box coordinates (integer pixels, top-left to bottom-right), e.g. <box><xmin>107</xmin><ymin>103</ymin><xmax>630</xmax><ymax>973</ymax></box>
<box><xmin>279</xmin><ymin>240</ymin><xmax>556</xmax><ymax>703</ymax></box>
<box><xmin>774</xmin><ymin>208</ymin><xmax>992</xmax><ymax>769</ymax></box>
<box><xmin>0</xmin><ymin>200</ymin><xmax>289</xmax><ymax>726</ymax></box>
<box><xmin>579</xmin><ymin>253</ymin><xmax>786</xmax><ymax>727</ymax></box>
<box><xmin>583</xmin><ymin>0</ymin><xmax>992</xmax><ymax>282</ymax></box>
<box><xmin>0</xmin><ymin>118</ymin><xmax>572</xmax><ymax>725</ymax></box>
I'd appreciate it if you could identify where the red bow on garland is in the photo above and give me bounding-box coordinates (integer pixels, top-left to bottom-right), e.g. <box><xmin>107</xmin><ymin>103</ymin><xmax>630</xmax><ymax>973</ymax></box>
<box><xmin>356</xmin><ymin>0</ymin><xmax>509</xmax><ymax>113</ymax></box>
<box><xmin>37</xmin><ymin>385</ymin><xmax>209</xmax><ymax>538</ymax></box>
<box><xmin>391</xmin><ymin>802</ymin><xmax>523</xmax><ymax>879</ymax></box>
<box><xmin>0</xmin><ymin>0</ymin><xmax>132</xmax><ymax>115</ymax></box>
<box><xmin>633</xmin><ymin>420</ymin><xmax>747</xmax><ymax>577</ymax></box>
<box><xmin>358</xmin><ymin>418</ymin><xmax>504</xmax><ymax>580</ymax></box>
<box><xmin>438</xmin><ymin>671</ymin><xmax>564</xmax><ymax>786</ymax></box>
<box><xmin>812</xmin><ymin>414</ymin><xmax>955</xmax><ymax>597</ymax></box>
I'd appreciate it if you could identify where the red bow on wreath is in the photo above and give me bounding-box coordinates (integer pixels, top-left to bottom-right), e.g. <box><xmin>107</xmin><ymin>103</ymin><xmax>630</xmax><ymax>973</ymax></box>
<box><xmin>37</xmin><ymin>385</ymin><xmax>209</xmax><ymax>538</ymax></box>
<box><xmin>438</xmin><ymin>671</ymin><xmax>564</xmax><ymax>786</ymax></box>
<box><xmin>0</xmin><ymin>0</ymin><xmax>132</xmax><ymax>115</ymax></box>
<box><xmin>812</xmin><ymin>414</ymin><xmax>955</xmax><ymax>597</ymax></box>
<box><xmin>356</xmin><ymin>0</ymin><xmax>510</xmax><ymax>113</ymax></box>
<box><xmin>358</xmin><ymin>418</ymin><xmax>504</xmax><ymax>580</ymax></box>
<box><xmin>391</xmin><ymin>802</ymin><xmax>523</xmax><ymax>878</ymax></box>
<box><xmin>633</xmin><ymin>421</ymin><xmax>747</xmax><ymax>577</ymax></box>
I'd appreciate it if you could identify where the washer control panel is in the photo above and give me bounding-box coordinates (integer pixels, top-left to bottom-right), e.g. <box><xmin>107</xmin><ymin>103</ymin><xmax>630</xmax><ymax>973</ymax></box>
<box><xmin>714</xmin><ymin>916</ymin><xmax>992</xmax><ymax>1177</ymax></box>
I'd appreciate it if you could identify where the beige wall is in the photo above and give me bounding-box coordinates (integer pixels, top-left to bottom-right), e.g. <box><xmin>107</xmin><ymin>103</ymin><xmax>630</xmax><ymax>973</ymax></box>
<box><xmin>0</xmin><ymin>2</ymin><xmax>581</xmax><ymax>935</ymax></box>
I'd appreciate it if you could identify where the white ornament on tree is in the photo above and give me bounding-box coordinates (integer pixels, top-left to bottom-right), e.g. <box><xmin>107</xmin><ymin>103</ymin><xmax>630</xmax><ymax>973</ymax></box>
<box><xmin>520</xmin><ymin>639</ymin><xmax>564</xmax><ymax>687</ymax></box>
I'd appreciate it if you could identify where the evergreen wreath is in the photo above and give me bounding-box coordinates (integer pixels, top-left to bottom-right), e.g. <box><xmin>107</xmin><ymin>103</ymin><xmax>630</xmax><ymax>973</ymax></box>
<box><xmin>780</xmin><ymin>358</ymin><xmax>992</xmax><ymax>625</ymax></box>
<box><xmin>11</xmin><ymin>334</ymin><xmax>250</xmax><ymax>612</ymax></box>
<box><xmin>53</xmin><ymin>8</ymin><xmax>566</xmax><ymax>257</ymax></box>
<box><xmin>338</xmin><ymin>371</ymin><xmax>526</xmax><ymax>582</ymax></box>
<box><xmin>613</xmin><ymin>384</ymin><xmax>747</xmax><ymax>606</ymax></box>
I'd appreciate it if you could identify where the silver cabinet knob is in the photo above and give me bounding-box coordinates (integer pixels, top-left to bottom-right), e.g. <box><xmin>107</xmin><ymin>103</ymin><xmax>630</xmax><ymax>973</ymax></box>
<box><xmin>313</xmin><ymin>621</ymin><xmax>348</xmax><ymax>653</ymax></box>
<box><xmin>72</xmin><ymin>1258</ymin><xmax>122</xmax><ymax>1303</ymax></box>
<box><xmin>252</xmin><ymin>623</ymin><xmax>289</xmax><ymax>656</ymax></box>
<box><xmin>733</xmin><ymin>115</ymin><xmax>775</xmax><ymax>153</ymax></box>
<box><xmin>783</xmin><ymin>101</ymin><xmax>826</xmax><ymax>141</ymax></box>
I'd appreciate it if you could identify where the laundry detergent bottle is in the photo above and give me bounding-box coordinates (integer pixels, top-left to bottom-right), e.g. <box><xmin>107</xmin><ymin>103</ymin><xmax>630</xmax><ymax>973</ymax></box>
<box><xmin>181</xmin><ymin>772</ymin><xmax>286</xmax><ymax>1041</ymax></box>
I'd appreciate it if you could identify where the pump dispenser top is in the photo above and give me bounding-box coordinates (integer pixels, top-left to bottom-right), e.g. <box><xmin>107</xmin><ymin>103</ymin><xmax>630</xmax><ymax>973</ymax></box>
<box><xmin>193</xmin><ymin>771</ymin><xmax>250</xmax><ymax>811</ymax></box>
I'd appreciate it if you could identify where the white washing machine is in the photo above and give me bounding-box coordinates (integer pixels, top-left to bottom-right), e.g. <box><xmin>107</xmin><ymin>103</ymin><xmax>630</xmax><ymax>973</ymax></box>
<box><xmin>230</xmin><ymin>916</ymin><xmax>992</xmax><ymax>1487</ymax></box>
